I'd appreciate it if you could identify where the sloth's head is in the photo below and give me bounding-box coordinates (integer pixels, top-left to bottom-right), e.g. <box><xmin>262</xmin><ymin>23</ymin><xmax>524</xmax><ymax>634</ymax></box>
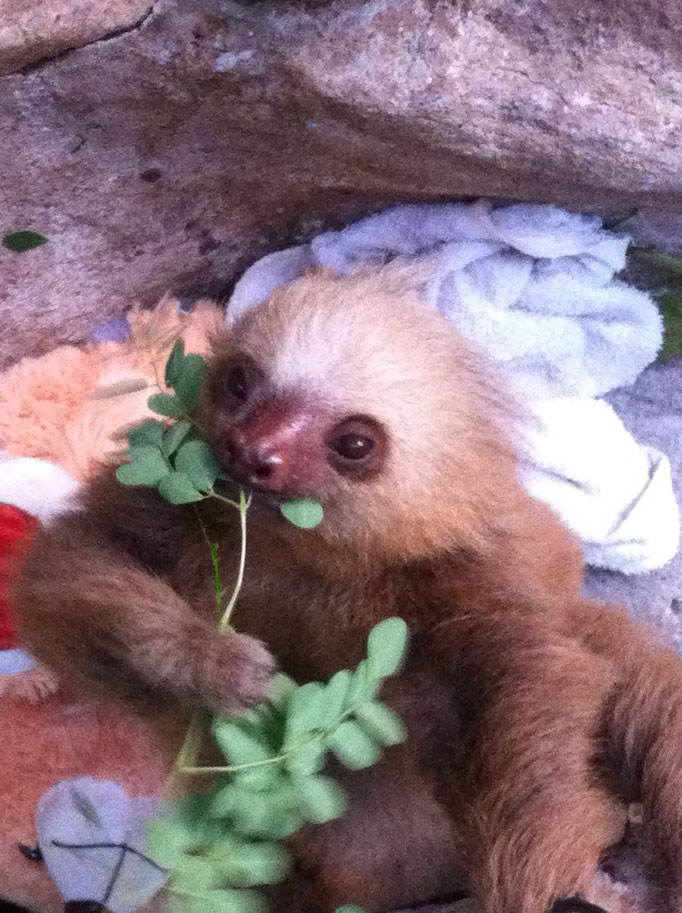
<box><xmin>202</xmin><ymin>267</ymin><xmax>517</xmax><ymax>564</ymax></box>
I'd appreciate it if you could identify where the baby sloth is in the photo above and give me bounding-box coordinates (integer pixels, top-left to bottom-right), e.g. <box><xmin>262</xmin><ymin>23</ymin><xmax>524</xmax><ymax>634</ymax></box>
<box><xmin>14</xmin><ymin>267</ymin><xmax>682</xmax><ymax>913</ymax></box>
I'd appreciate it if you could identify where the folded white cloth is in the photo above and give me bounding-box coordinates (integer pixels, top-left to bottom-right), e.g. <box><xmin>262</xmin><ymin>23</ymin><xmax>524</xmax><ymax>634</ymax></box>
<box><xmin>520</xmin><ymin>398</ymin><xmax>678</xmax><ymax>573</ymax></box>
<box><xmin>228</xmin><ymin>201</ymin><xmax>679</xmax><ymax>573</ymax></box>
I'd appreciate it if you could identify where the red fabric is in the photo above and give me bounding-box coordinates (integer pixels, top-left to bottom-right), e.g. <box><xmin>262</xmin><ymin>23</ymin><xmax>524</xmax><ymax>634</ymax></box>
<box><xmin>0</xmin><ymin>504</ymin><xmax>38</xmax><ymax>649</ymax></box>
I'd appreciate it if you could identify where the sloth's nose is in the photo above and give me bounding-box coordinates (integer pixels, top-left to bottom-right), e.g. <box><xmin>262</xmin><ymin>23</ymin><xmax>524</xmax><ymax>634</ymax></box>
<box><xmin>225</xmin><ymin>395</ymin><xmax>318</xmax><ymax>494</ymax></box>
<box><xmin>228</xmin><ymin>434</ymin><xmax>289</xmax><ymax>490</ymax></box>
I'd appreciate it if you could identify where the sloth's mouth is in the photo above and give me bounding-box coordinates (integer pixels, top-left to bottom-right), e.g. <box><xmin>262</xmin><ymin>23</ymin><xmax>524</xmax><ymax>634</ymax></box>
<box><xmin>247</xmin><ymin>487</ymin><xmax>289</xmax><ymax>512</ymax></box>
<box><xmin>213</xmin><ymin>475</ymin><xmax>289</xmax><ymax>513</ymax></box>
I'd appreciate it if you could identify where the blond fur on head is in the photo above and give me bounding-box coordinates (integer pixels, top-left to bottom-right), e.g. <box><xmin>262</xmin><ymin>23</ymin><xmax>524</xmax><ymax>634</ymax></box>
<box><xmin>223</xmin><ymin>266</ymin><xmax>520</xmax><ymax>564</ymax></box>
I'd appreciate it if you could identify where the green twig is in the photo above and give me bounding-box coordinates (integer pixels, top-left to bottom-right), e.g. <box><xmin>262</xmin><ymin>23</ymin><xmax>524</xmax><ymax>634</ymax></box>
<box><xmin>195</xmin><ymin>511</ymin><xmax>223</xmax><ymax>620</ymax></box>
<box><xmin>218</xmin><ymin>489</ymin><xmax>251</xmax><ymax>632</ymax></box>
<box><xmin>163</xmin><ymin>709</ymin><xmax>206</xmax><ymax>798</ymax></box>
<box><xmin>177</xmin><ymin>701</ymin><xmax>363</xmax><ymax>777</ymax></box>
<box><xmin>165</xmin><ymin>488</ymin><xmax>250</xmax><ymax>787</ymax></box>
<box><xmin>209</xmin><ymin>489</ymin><xmax>242</xmax><ymax>510</ymax></box>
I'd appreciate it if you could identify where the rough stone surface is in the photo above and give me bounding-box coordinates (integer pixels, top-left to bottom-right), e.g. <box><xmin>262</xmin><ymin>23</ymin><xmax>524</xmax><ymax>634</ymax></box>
<box><xmin>0</xmin><ymin>0</ymin><xmax>152</xmax><ymax>75</ymax></box>
<box><xmin>3</xmin><ymin>0</ymin><xmax>682</xmax><ymax>370</ymax></box>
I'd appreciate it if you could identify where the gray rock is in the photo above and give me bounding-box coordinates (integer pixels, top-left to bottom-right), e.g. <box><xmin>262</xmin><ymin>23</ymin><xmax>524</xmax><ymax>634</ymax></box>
<box><xmin>583</xmin><ymin>359</ymin><xmax>682</xmax><ymax>652</ymax></box>
<box><xmin>3</xmin><ymin>0</ymin><xmax>682</xmax><ymax>369</ymax></box>
<box><xmin>0</xmin><ymin>0</ymin><xmax>152</xmax><ymax>75</ymax></box>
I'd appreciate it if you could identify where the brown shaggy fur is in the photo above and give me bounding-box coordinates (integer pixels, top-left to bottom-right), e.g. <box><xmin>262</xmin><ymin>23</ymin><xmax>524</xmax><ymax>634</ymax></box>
<box><xmin>13</xmin><ymin>268</ymin><xmax>682</xmax><ymax>913</ymax></box>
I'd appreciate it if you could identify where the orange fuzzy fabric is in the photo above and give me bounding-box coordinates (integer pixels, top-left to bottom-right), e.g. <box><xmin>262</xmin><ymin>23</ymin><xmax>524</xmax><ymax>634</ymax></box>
<box><xmin>0</xmin><ymin>298</ymin><xmax>224</xmax><ymax>913</ymax></box>
<box><xmin>0</xmin><ymin>298</ymin><xmax>224</xmax><ymax>482</ymax></box>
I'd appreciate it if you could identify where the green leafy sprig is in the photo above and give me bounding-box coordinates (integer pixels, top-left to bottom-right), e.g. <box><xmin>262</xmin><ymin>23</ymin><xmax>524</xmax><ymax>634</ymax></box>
<box><xmin>148</xmin><ymin>619</ymin><xmax>408</xmax><ymax>913</ymax></box>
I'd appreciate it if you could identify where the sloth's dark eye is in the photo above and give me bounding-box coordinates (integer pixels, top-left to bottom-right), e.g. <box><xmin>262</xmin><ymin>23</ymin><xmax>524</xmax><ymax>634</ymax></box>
<box><xmin>327</xmin><ymin>416</ymin><xmax>386</xmax><ymax>477</ymax></box>
<box><xmin>330</xmin><ymin>433</ymin><xmax>375</xmax><ymax>461</ymax></box>
<box><xmin>210</xmin><ymin>357</ymin><xmax>265</xmax><ymax>414</ymax></box>
<box><xmin>227</xmin><ymin>365</ymin><xmax>249</xmax><ymax>401</ymax></box>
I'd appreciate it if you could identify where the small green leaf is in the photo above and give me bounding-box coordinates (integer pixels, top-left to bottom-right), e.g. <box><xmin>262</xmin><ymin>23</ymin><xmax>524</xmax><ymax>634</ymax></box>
<box><xmin>296</xmin><ymin>774</ymin><xmax>347</xmax><ymax>823</ymax></box>
<box><xmin>321</xmin><ymin>670</ymin><xmax>353</xmax><ymax>724</ymax></box>
<box><xmin>280</xmin><ymin>499</ymin><xmax>323</xmax><ymax>529</ymax></box>
<box><xmin>233</xmin><ymin>764</ymin><xmax>282</xmax><ymax>792</ymax></box>
<box><xmin>174</xmin><ymin>857</ymin><xmax>219</xmax><ymax>892</ymax></box>
<box><xmin>148</xmin><ymin>392</ymin><xmax>187</xmax><ymax>418</ymax></box>
<box><xmin>213</xmin><ymin>720</ymin><xmax>274</xmax><ymax>766</ymax></box>
<box><xmin>345</xmin><ymin>660</ymin><xmax>378</xmax><ymax>709</ymax></box>
<box><xmin>147</xmin><ymin>795</ymin><xmax>212</xmax><ymax>867</ymax></box>
<box><xmin>328</xmin><ymin>721</ymin><xmax>380</xmax><ymax>770</ymax></box>
<box><xmin>354</xmin><ymin>702</ymin><xmax>406</xmax><ymax>746</ymax></box>
<box><xmin>231</xmin><ymin>789</ymin><xmax>303</xmax><ymax>838</ymax></box>
<box><xmin>116</xmin><ymin>463</ymin><xmax>145</xmax><ymax>486</ymax></box>
<box><xmin>174</xmin><ymin>352</ymin><xmax>208</xmax><ymax>410</ymax></box>
<box><xmin>232</xmin><ymin>701</ymin><xmax>279</xmax><ymax>735</ymax></box>
<box><xmin>231</xmin><ymin>703</ymin><xmax>283</xmax><ymax>752</ymax></box>
<box><xmin>116</xmin><ymin>445</ymin><xmax>169</xmax><ymax>486</ymax></box>
<box><xmin>284</xmin><ymin>741</ymin><xmax>325</xmax><ymax>777</ymax></box>
<box><xmin>283</xmin><ymin>683</ymin><xmax>327</xmax><ymax>748</ymax></box>
<box><xmin>269</xmin><ymin>673</ymin><xmax>297</xmax><ymax>712</ymax></box>
<box><xmin>335</xmin><ymin>906</ymin><xmax>367</xmax><ymax>913</ymax></box>
<box><xmin>3</xmin><ymin>230</ymin><xmax>47</xmax><ymax>252</ymax></box>
<box><xmin>175</xmin><ymin>438</ymin><xmax>222</xmax><ymax>492</ymax></box>
<box><xmin>127</xmin><ymin>419</ymin><xmax>164</xmax><ymax>447</ymax></box>
<box><xmin>147</xmin><ymin>819</ymin><xmax>193</xmax><ymax>868</ymax></box>
<box><xmin>366</xmin><ymin>617</ymin><xmax>408</xmax><ymax>679</ymax></box>
<box><xmin>165</xmin><ymin>340</ymin><xmax>186</xmax><ymax>388</ymax></box>
<box><xmin>162</xmin><ymin>420</ymin><xmax>192</xmax><ymax>457</ymax></box>
<box><xmin>214</xmin><ymin>839</ymin><xmax>291</xmax><ymax>886</ymax></box>
<box><xmin>210</xmin><ymin>782</ymin><xmax>243</xmax><ymax>819</ymax></box>
<box><xmin>158</xmin><ymin>472</ymin><xmax>205</xmax><ymax>504</ymax></box>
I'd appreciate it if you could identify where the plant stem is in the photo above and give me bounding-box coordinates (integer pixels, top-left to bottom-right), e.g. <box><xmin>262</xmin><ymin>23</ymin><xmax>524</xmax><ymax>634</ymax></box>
<box><xmin>177</xmin><ymin>730</ymin><xmax>319</xmax><ymax>777</ymax></box>
<box><xmin>165</xmin><ymin>488</ymin><xmax>250</xmax><ymax>787</ymax></box>
<box><xmin>177</xmin><ymin>765</ymin><xmax>237</xmax><ymax>775</ymax></box>
<box><xmin>209</xmin><ymin>489</ymin><xmax>241</xmax><ymax>510</ymax></box>
<box><xmin>219</xmin><ymin>489</ymin><xmax>250</xmax><ymax>632</ymax></box>
<box><xmin>163</xmin><ymin>709</ymin><xmax>206</xmax><ymax>798</ymax></box>
<box><xmin>164</xmin><ymin>886</ymin><xmax>214</xmax><ymax>900</ymax></box>
<box><xmin>195</xmin><ymin>511</ymin><xmax>223</xmax><ymax>620</ymax></box>
<box><xmin>177</xmin><ymin>700</ymin><xmax>363</xmax><ymax>777</ymax></box>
